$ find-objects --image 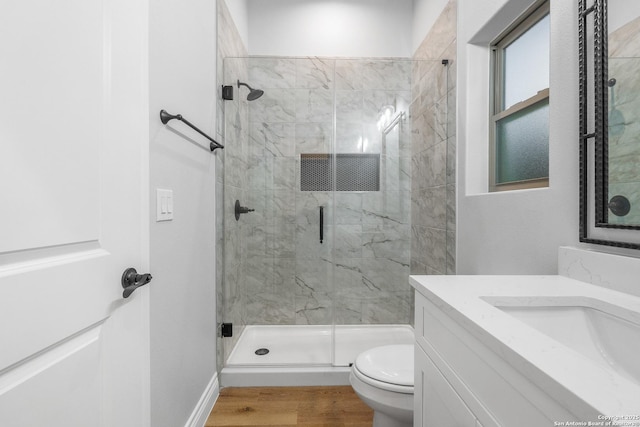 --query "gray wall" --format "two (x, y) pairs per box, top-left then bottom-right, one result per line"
(149, 0), (218, 425)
